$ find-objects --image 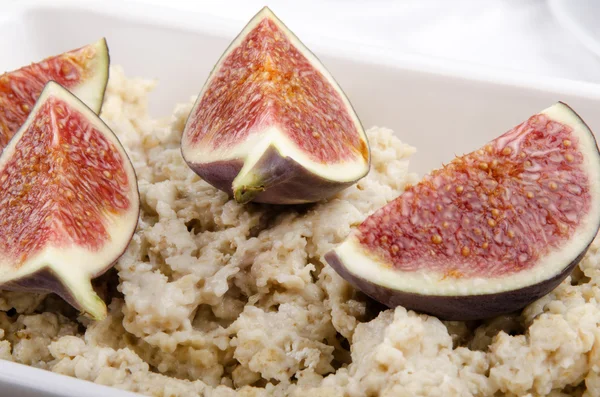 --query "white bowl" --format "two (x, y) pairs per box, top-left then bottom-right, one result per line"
(1, 1), (600, 396)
